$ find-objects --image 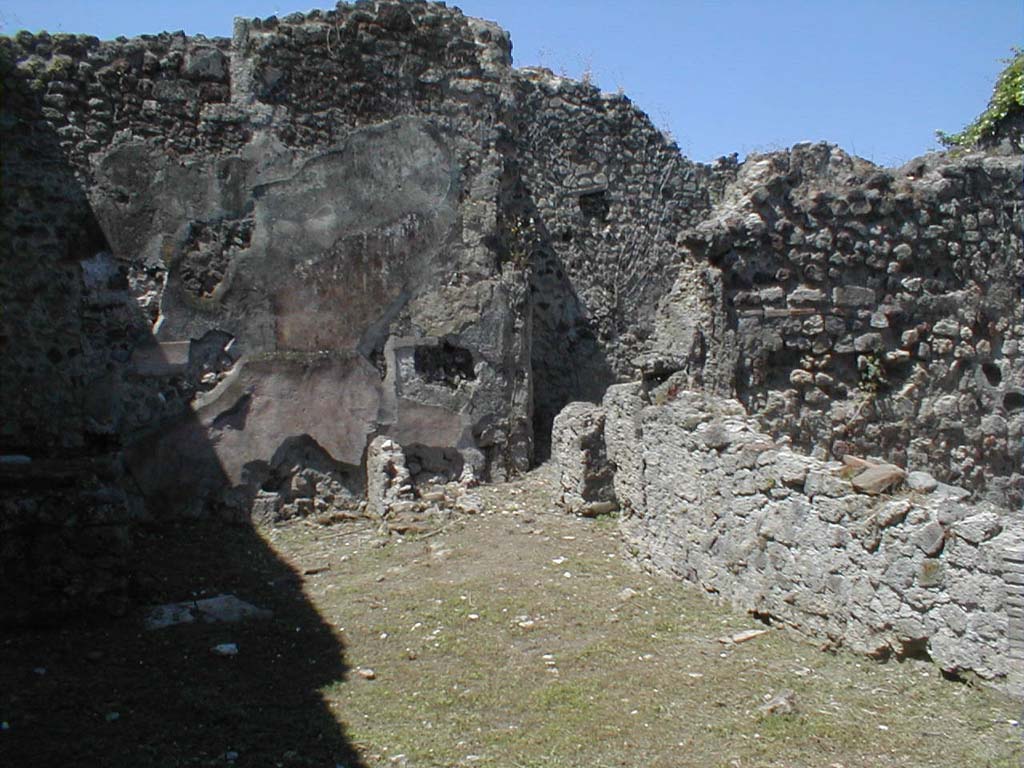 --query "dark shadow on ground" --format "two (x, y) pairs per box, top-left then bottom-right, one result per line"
(1, 518), (367, 767)
(0, 53), (367, 768)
